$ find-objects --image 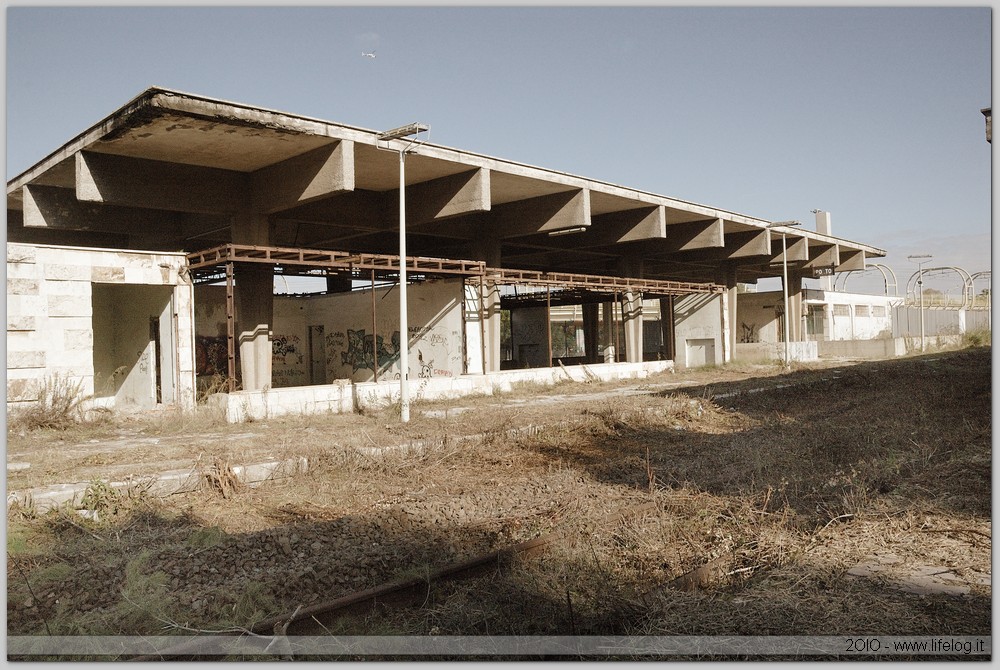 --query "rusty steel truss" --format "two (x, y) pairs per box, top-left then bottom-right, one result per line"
(185, 244), (722, 384)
